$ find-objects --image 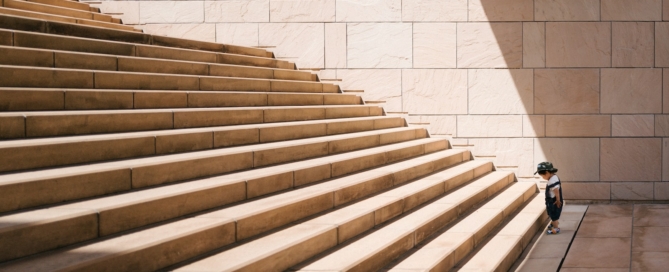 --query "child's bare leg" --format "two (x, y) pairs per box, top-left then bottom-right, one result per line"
(552, 220), (559, 229)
